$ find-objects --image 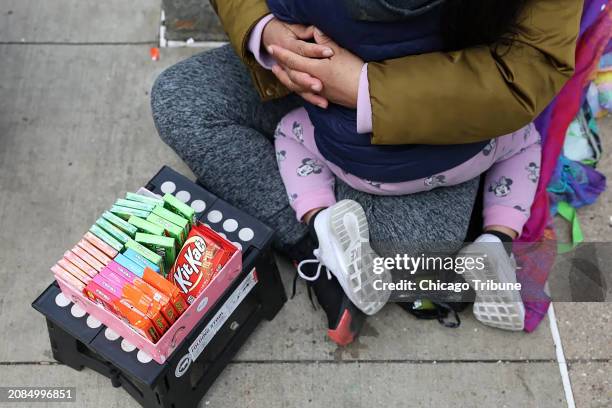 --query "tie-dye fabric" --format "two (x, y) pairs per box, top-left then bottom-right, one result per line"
(519, 0), (612, 332)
